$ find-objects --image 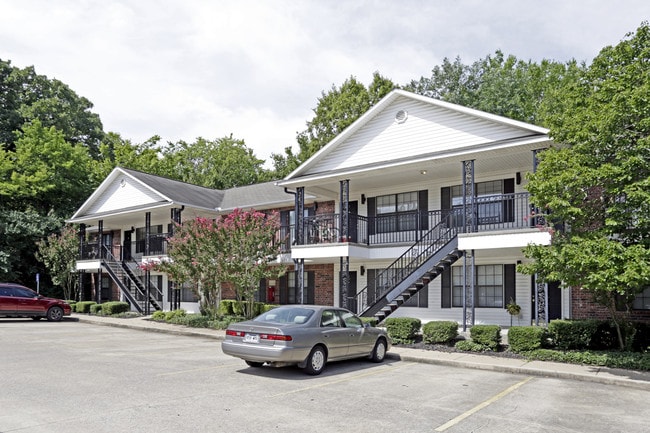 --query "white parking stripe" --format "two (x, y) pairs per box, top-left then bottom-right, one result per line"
(435, 377), (534, 431)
